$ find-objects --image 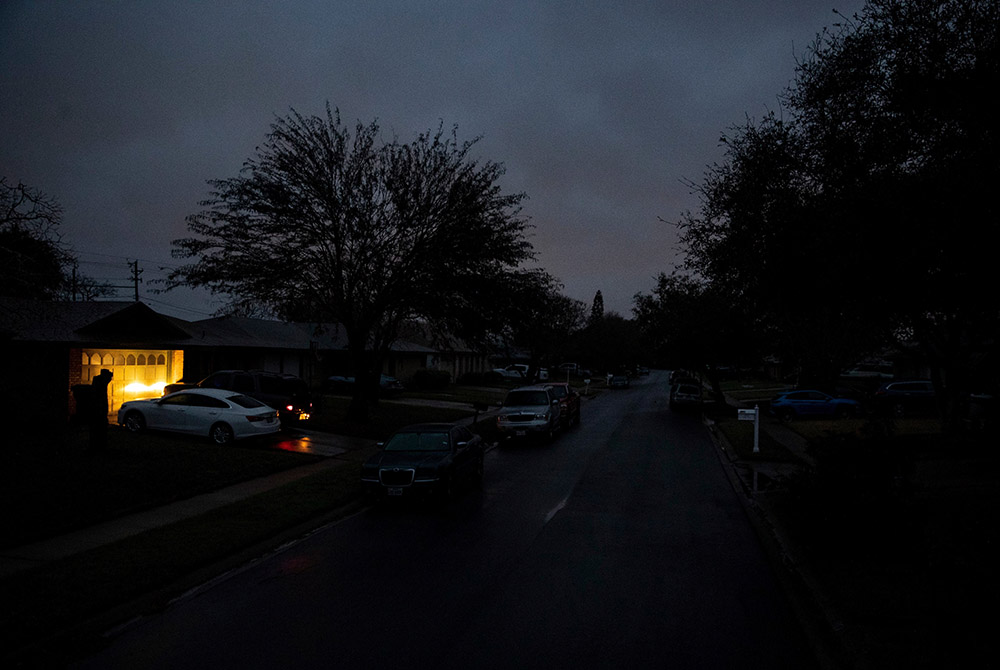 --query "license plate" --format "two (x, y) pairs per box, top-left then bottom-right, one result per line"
(298, 413), (310, 420)
(516, 430), (527, 437)
(388, 488), (403, 496)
